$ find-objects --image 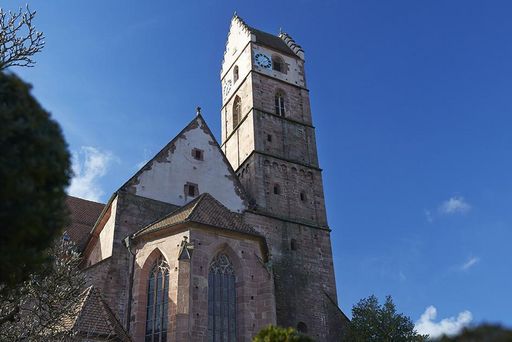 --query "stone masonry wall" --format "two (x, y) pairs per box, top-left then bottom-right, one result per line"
(251, 72), (312, 126)
(131, 226), (275, 342)
(96, 192), (178, 329)
(188, 227), (276, 341)
(243, 212), (344, 341)
(238, 154), (327, 228)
